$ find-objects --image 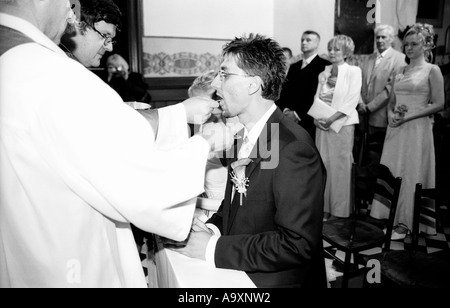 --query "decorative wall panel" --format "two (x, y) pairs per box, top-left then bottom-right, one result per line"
(143, 52), (221, 76)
